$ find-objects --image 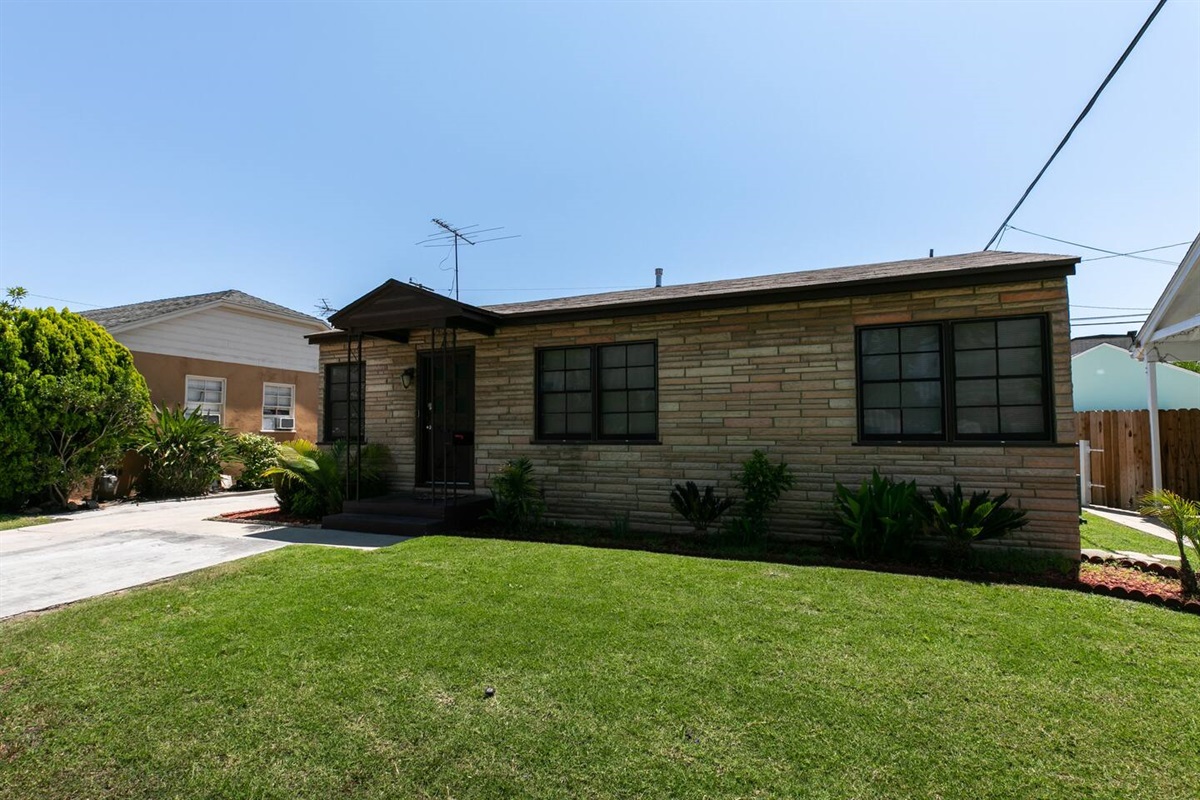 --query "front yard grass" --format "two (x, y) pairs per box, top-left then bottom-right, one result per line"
(2, 536), (1197, 799)
(1081, 510), (1198, 559)
(0, 514), (53, 532)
